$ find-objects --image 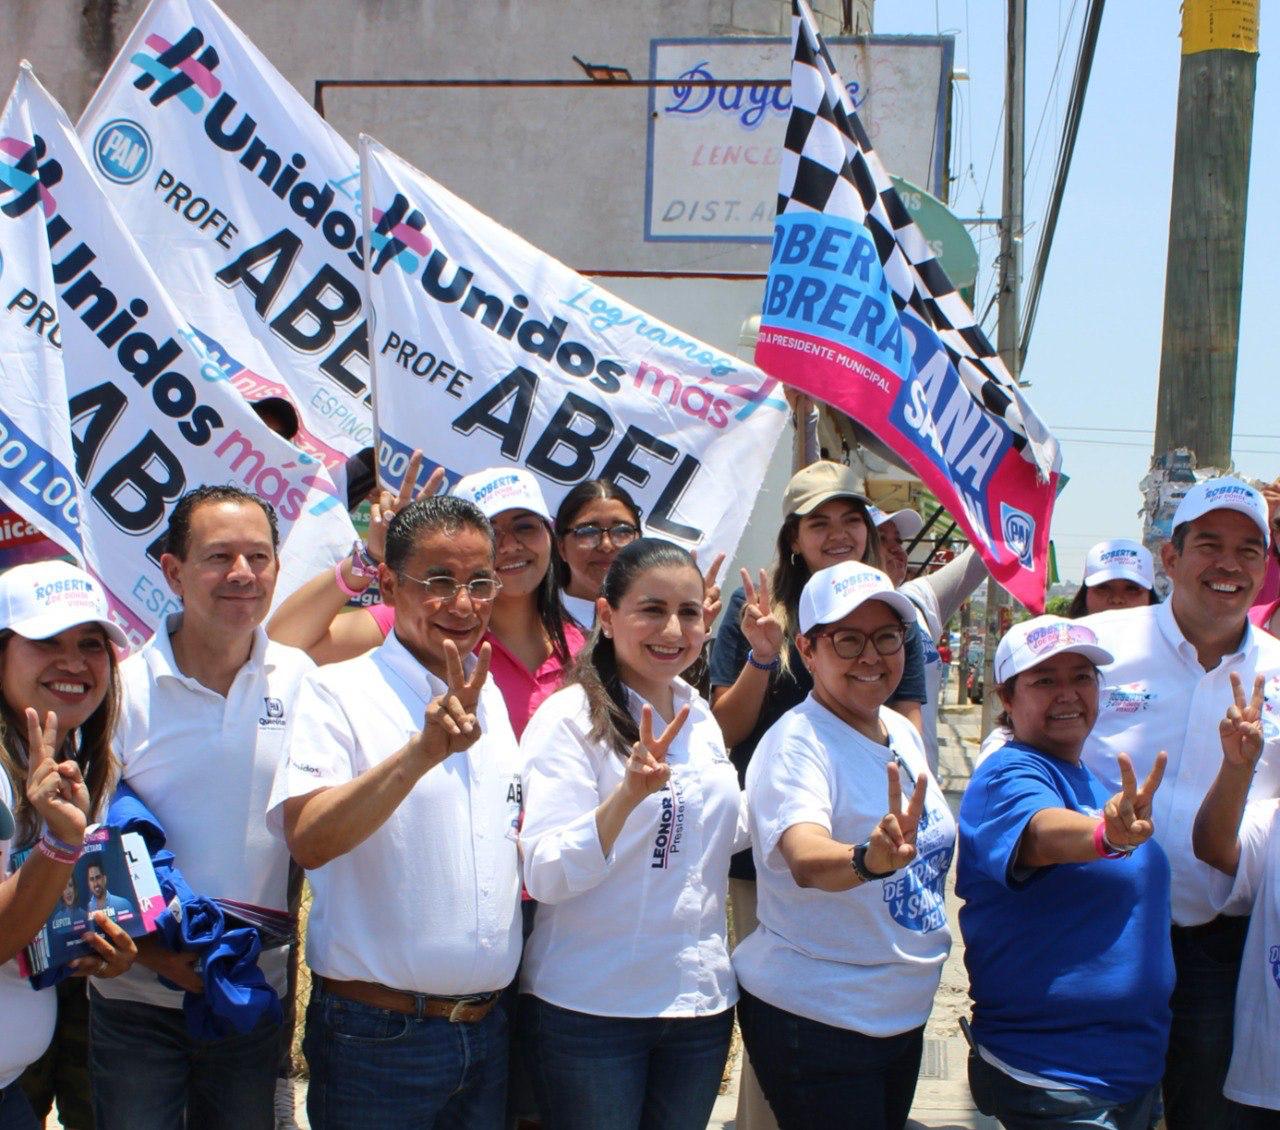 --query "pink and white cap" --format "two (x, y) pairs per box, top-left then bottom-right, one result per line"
(1171, 477), (1269, 546)
(1083, 539), (1154, 589)
(994, 616), (1113, 684)
(451, 467), (552, 523)
(798, 563), (916, 635)
(0, 561), (127, 647)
